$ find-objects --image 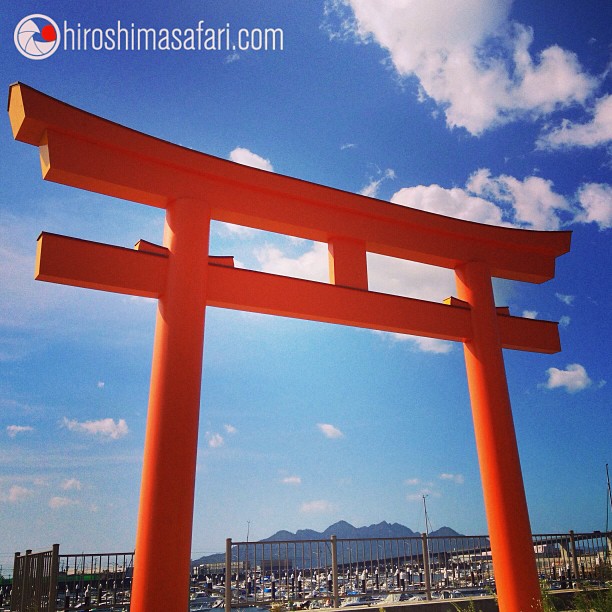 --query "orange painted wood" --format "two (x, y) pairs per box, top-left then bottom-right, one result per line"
(34, 233), (561, 353)
(456, 261), (542, 612)
(131, 200), (211, 611)
(9, 83), (571, 284)
(35, 233), (168, 298)
(8, 82), (575, 612)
